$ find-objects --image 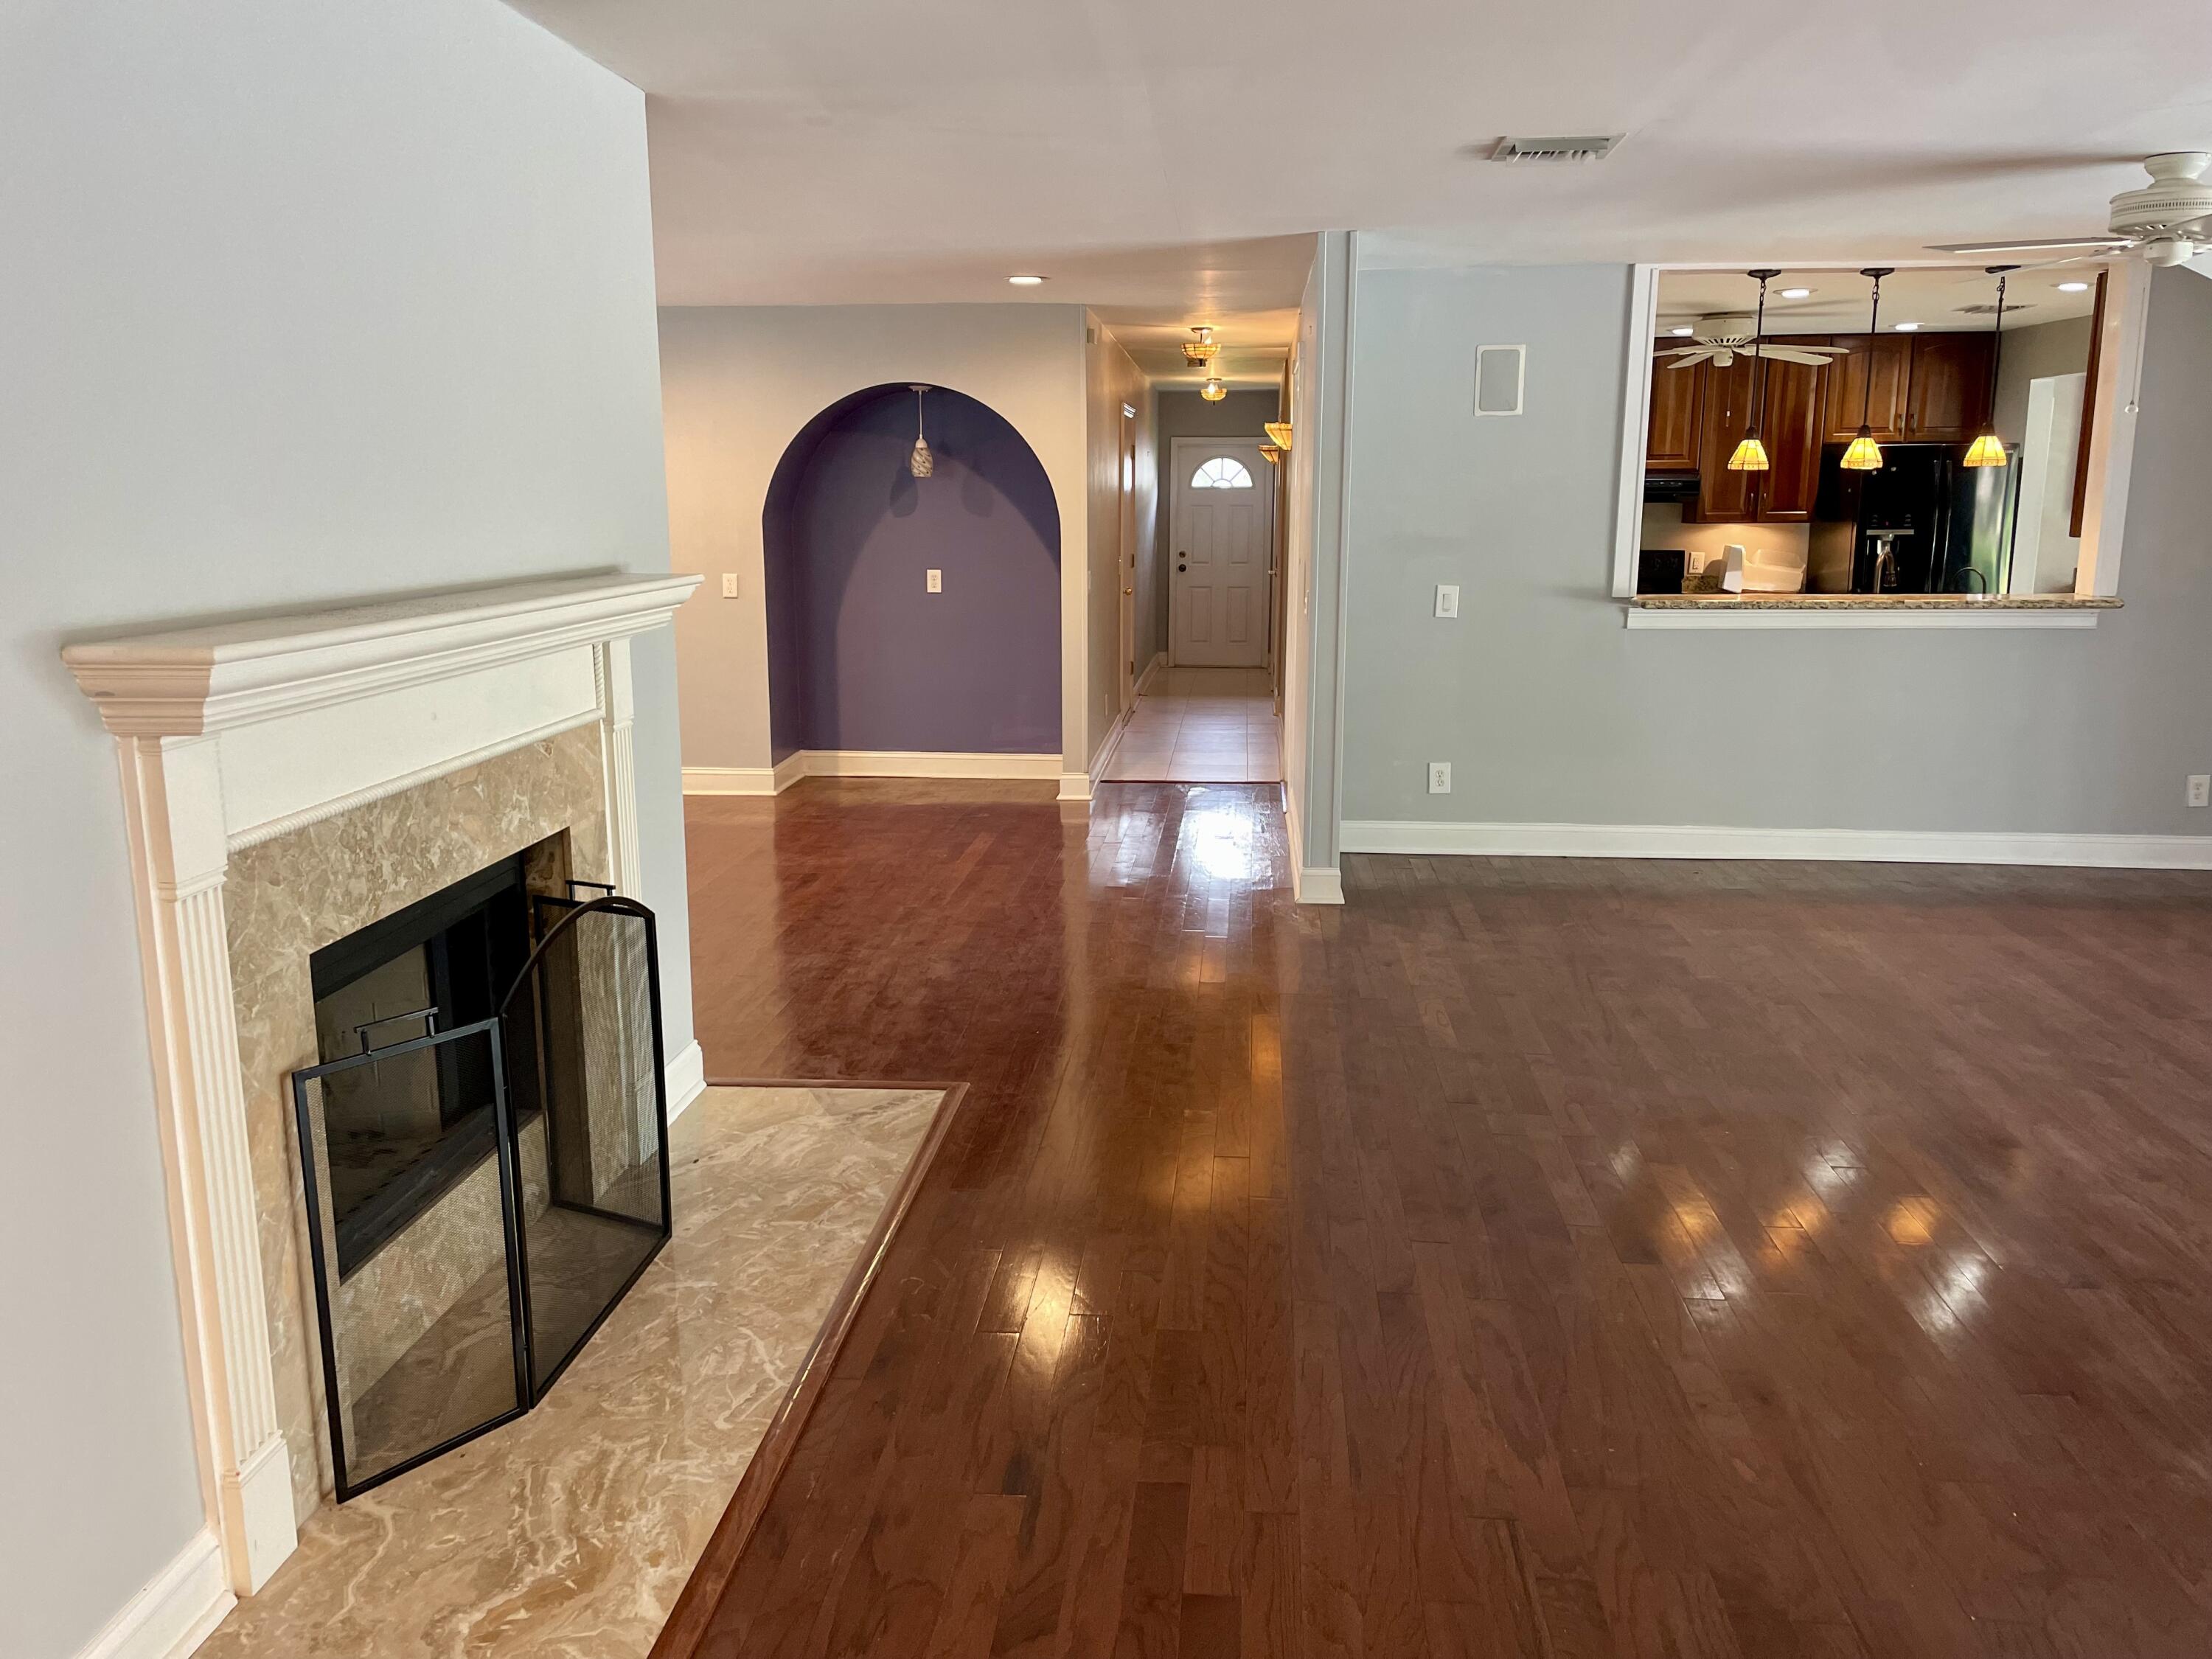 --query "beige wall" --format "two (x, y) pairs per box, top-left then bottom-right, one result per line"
(658, 305), (1094, 776)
